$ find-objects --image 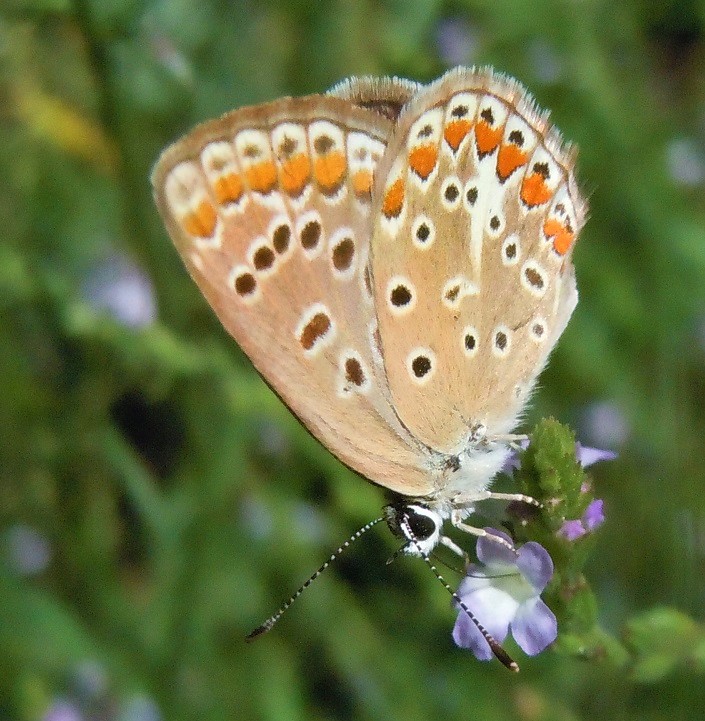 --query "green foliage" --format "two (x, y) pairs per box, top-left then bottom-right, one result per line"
(2, 0), (705, 720)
